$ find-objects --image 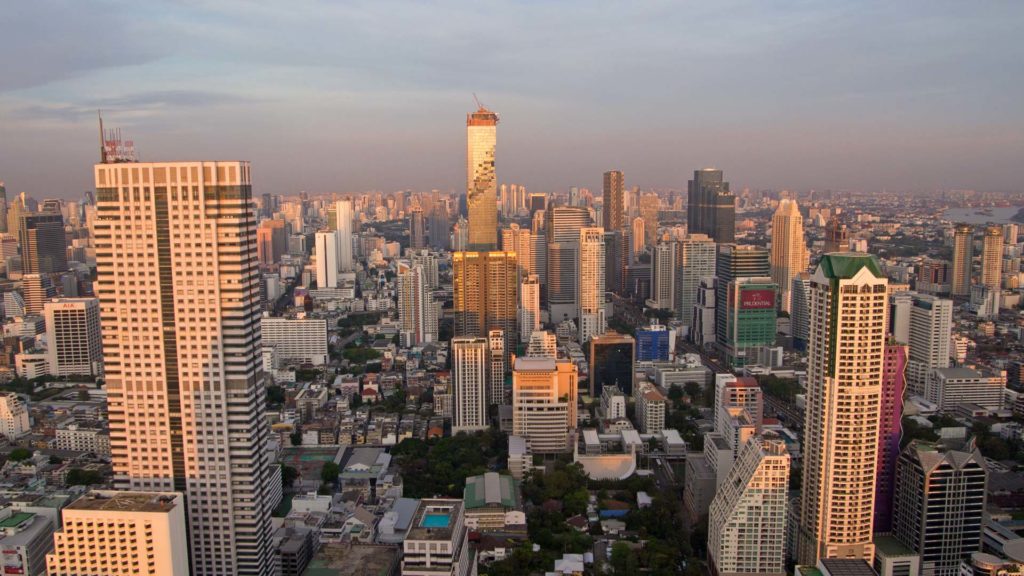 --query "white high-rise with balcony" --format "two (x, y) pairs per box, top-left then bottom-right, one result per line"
(798, 253), (888, 565)
(94, 161), (275, 575)
(452, 337), (489, 433)
(578, 227), (606, 343)
(519, 274), (541, 343)
(770, 199), (808, 313)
